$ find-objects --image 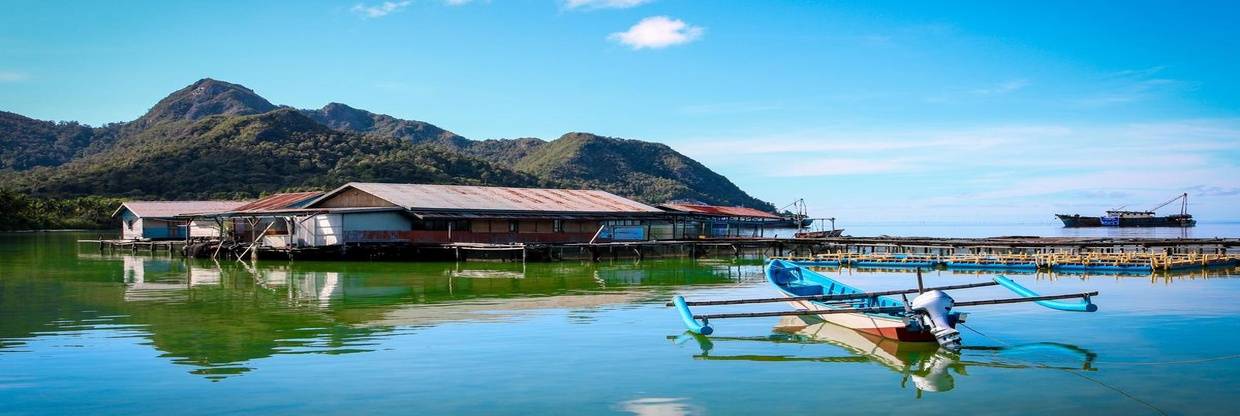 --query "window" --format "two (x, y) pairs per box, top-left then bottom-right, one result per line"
(508, 220), (519, 233)
(553, 220), (564, 233)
